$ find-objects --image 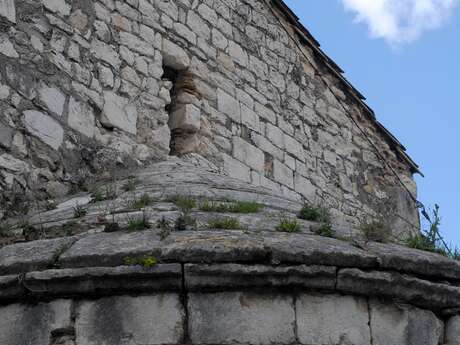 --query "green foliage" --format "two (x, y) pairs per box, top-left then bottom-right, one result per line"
(276, 216), (301, 233)
(157, 217), (172, 240)
(175, 214), (197, 231)
(314, 223), (334, 238)
(360, 220), (392, 243)
(406, 204), (459, 260)
(200, 201), (261, 214)
(73, 204), (87, 218)
(123, 255), (158, 268)
(91, 185), (117, 203)
(170, 195), (196, 213)
(104, 222), (121, 233)
(127, 215), (151, 232)
(122, 178), (139, 192)
(130, 193), (155, 210)
(48, 243), (72, 269)
(208, 218), (243, 230)
(298, 204), (330, 223)
(62, 220), (78, 236)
